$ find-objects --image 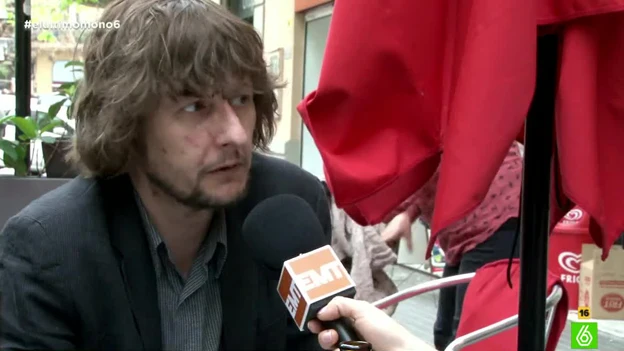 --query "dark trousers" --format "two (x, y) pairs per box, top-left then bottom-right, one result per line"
(433, 218), (519, 350)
